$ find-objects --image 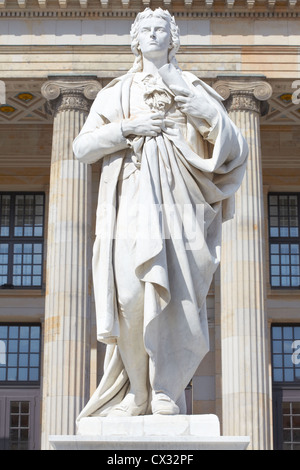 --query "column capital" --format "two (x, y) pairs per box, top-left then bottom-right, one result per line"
(41, 77), (101, 116)
(213, 75), (272, 115)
